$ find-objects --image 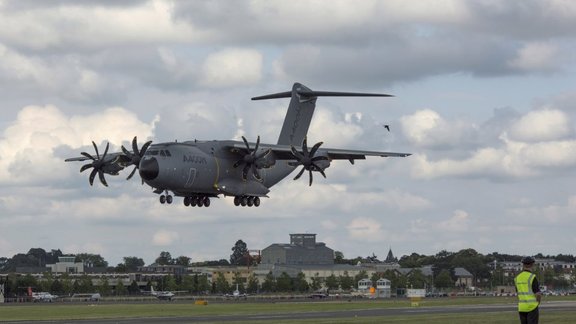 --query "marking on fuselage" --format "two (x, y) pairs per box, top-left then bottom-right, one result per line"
(183, 155), (207, 164)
